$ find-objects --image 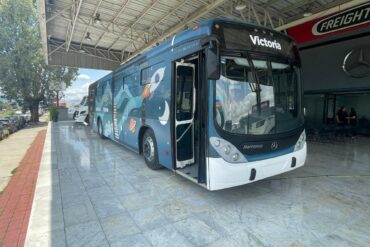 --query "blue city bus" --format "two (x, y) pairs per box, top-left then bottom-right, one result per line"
(88, 18), (307, 190)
